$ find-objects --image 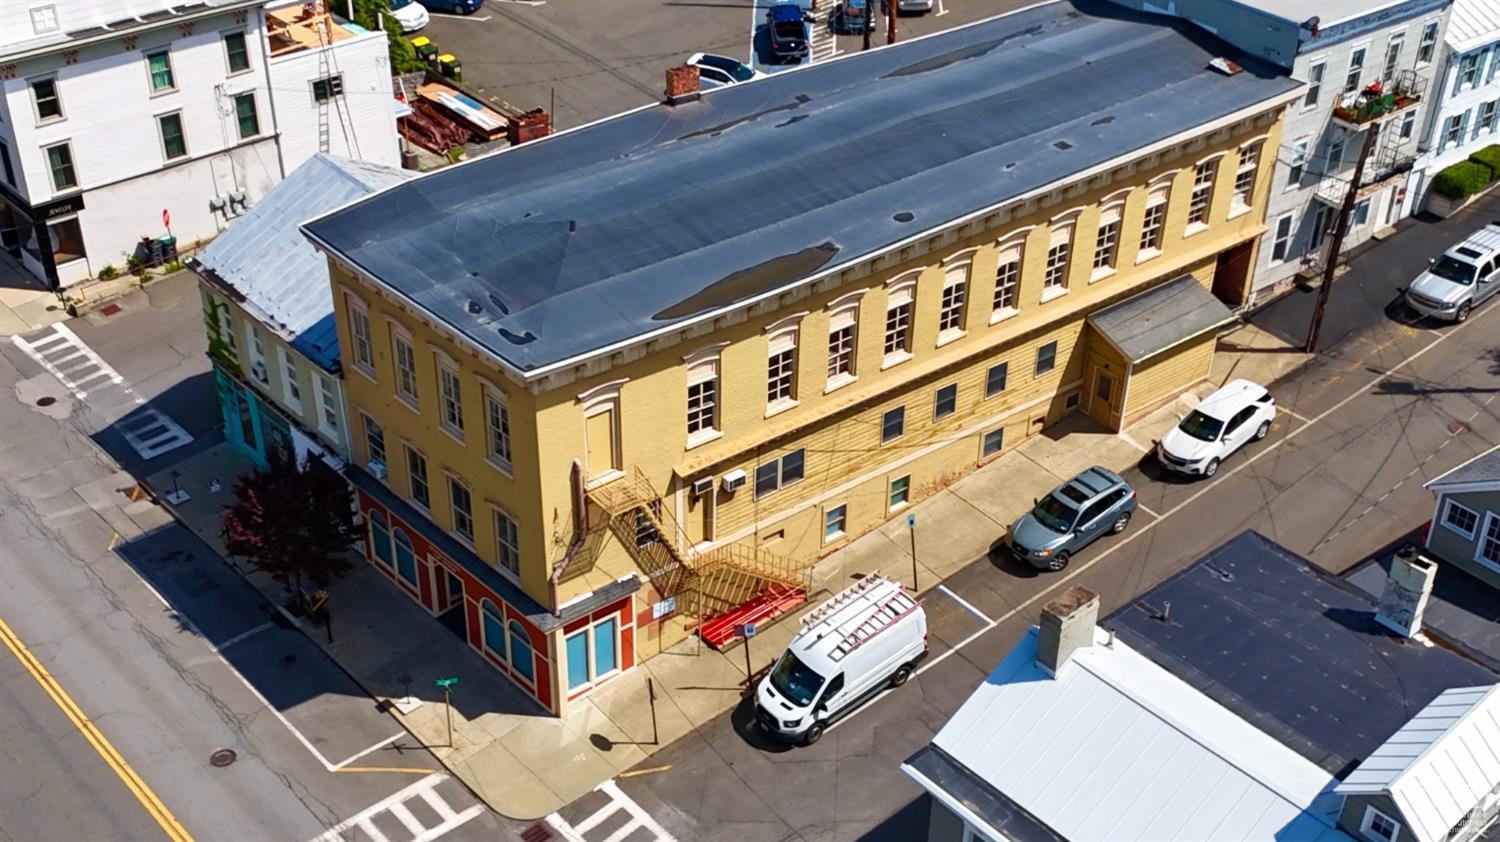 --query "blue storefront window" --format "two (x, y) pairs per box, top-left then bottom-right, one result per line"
(393, 528), (418, 586)
(593, 618), (617, 678)
(368, 510), (393, 568)
(481, 600), (505, 661)
(508, 621), (534, 684)
(566, 630), (589, 690)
